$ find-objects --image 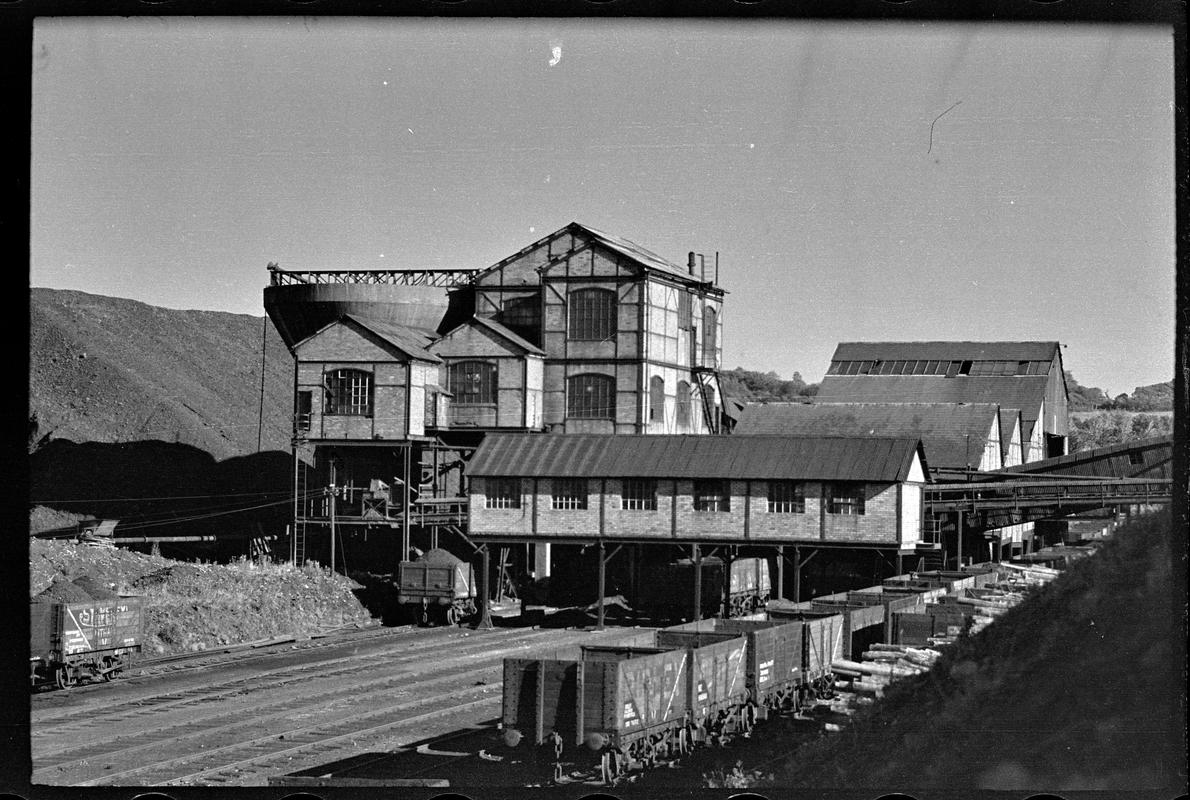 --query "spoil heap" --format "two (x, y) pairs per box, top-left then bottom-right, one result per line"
(30, 538), (375, 655)
(760, 511), (1183, 793)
